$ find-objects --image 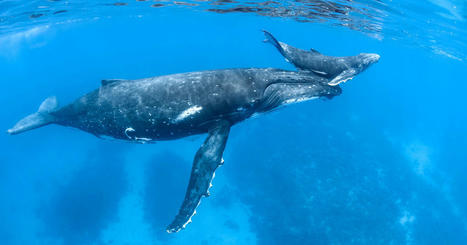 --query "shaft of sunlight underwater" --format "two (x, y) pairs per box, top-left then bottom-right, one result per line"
(1, 1), (467, 245)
